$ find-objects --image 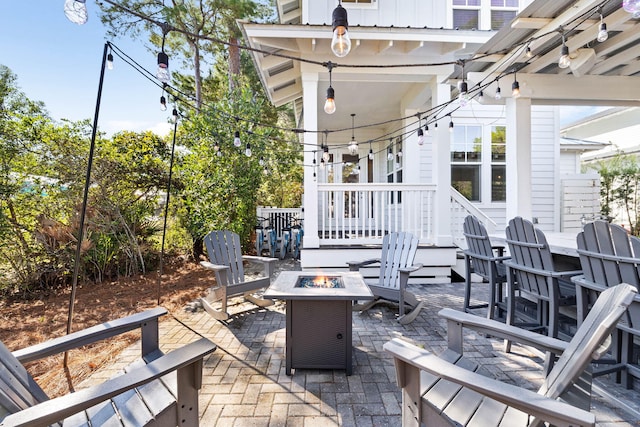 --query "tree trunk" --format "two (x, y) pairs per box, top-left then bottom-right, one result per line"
(192, 40), (203, 111)
(228, 36), (240, 91)
(193, 236), (204, 262)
